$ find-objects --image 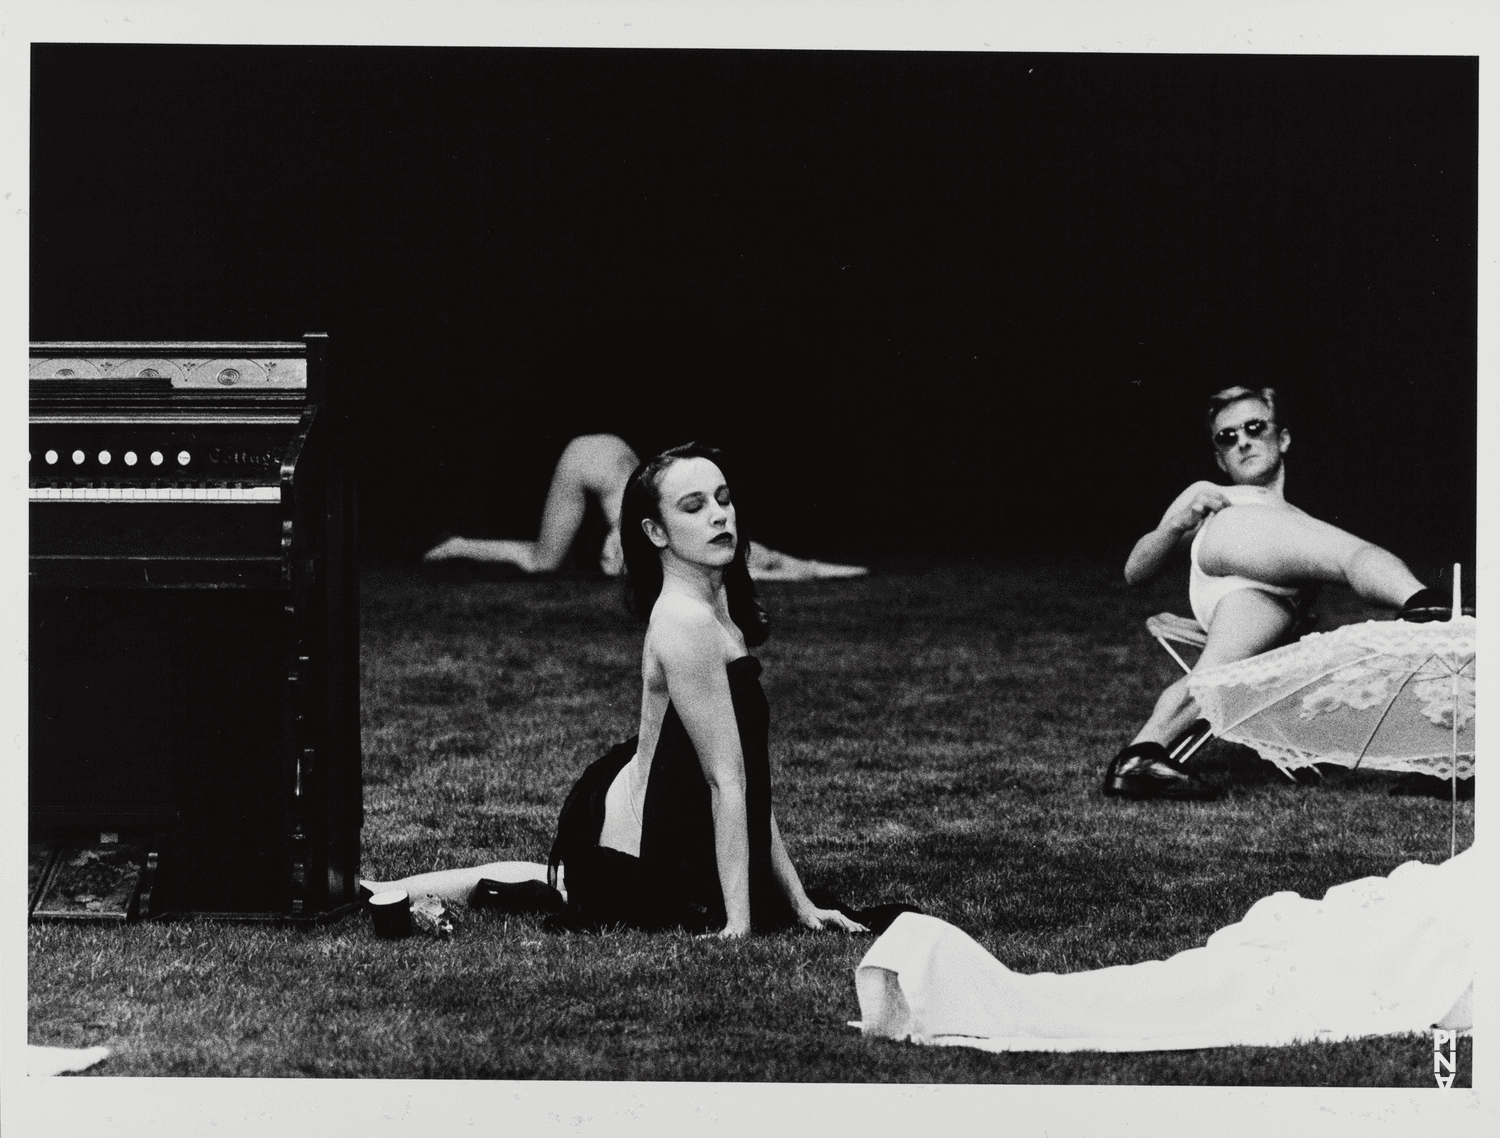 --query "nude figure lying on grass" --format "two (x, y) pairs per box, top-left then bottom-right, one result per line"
(423, 433), (869, 582)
